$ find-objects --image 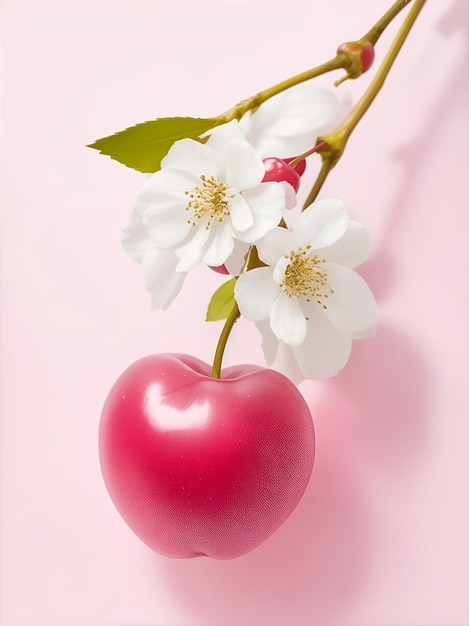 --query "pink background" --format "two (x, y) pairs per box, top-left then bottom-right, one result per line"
(1, 1), (468, 625)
